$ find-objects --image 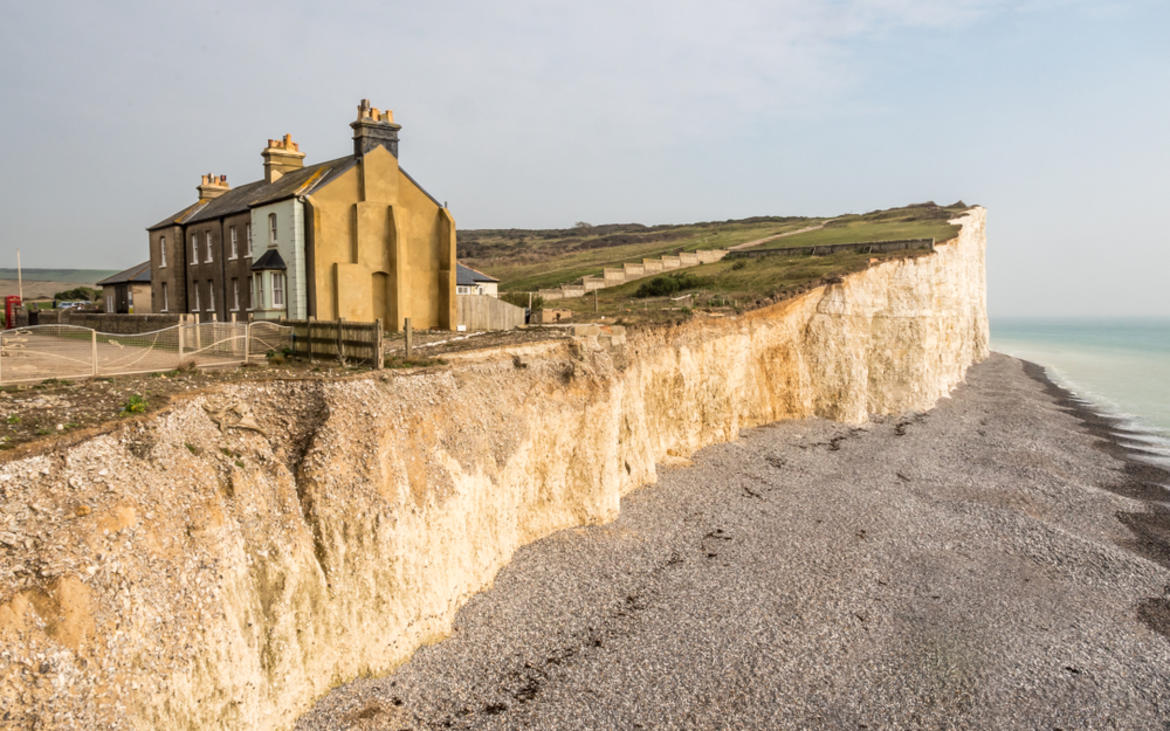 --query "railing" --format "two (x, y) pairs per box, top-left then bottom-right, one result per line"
(722, 238), (935, 260)
(0, 321), (295, 385)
